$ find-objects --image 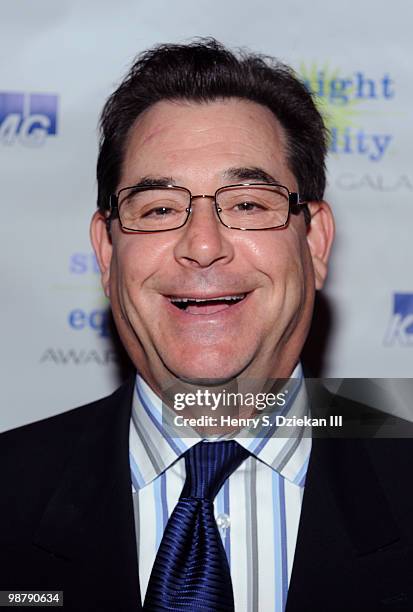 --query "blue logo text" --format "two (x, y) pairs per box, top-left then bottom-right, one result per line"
(0, 91), (58, 146)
